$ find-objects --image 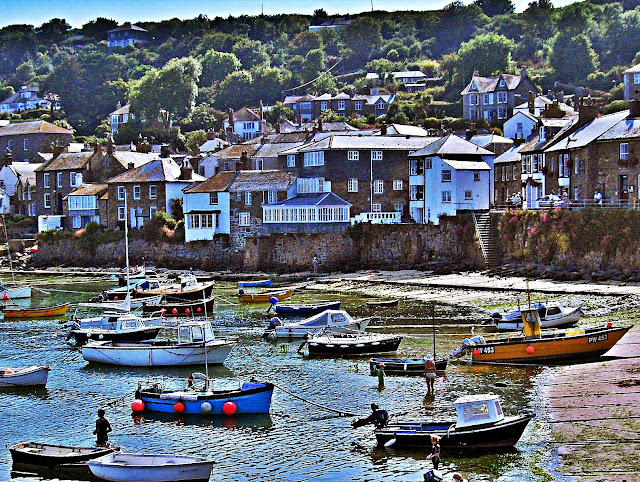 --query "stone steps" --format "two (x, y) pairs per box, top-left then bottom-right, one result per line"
(474, 213), (501, 268)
